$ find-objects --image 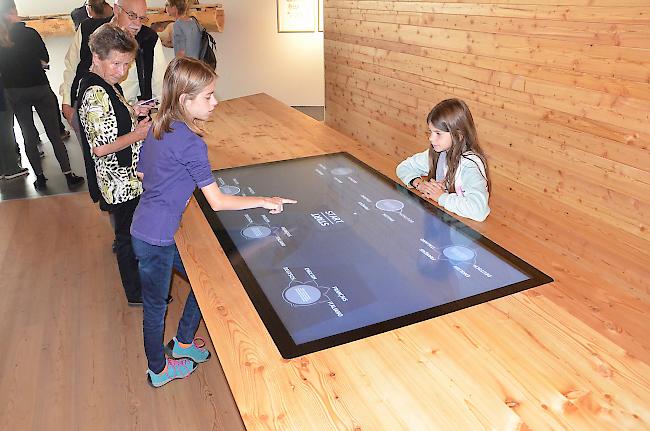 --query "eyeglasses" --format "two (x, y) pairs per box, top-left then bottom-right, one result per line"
(117, 4), (148, 23)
